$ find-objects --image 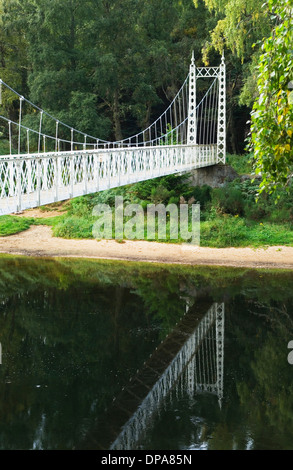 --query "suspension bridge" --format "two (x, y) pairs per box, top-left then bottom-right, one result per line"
(80, 300), (225, 450)
(0, 54), (226, 216)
